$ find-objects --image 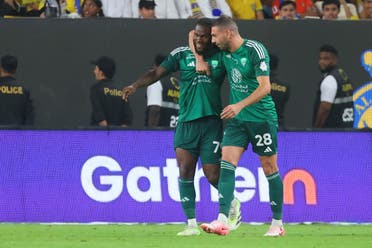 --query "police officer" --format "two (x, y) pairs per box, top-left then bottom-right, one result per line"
(313, 45), (354, 128)
(269, 53), (290, 129)
(0, 54), (34, 125)
(90, 56), (133, 126)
